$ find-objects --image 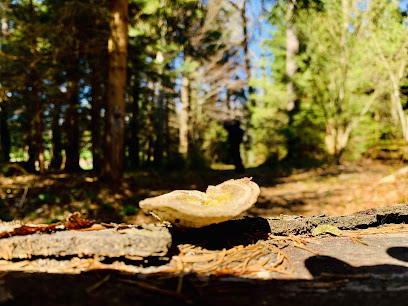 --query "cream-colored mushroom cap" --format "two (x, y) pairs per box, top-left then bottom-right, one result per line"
(139, 177), (260, 228)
